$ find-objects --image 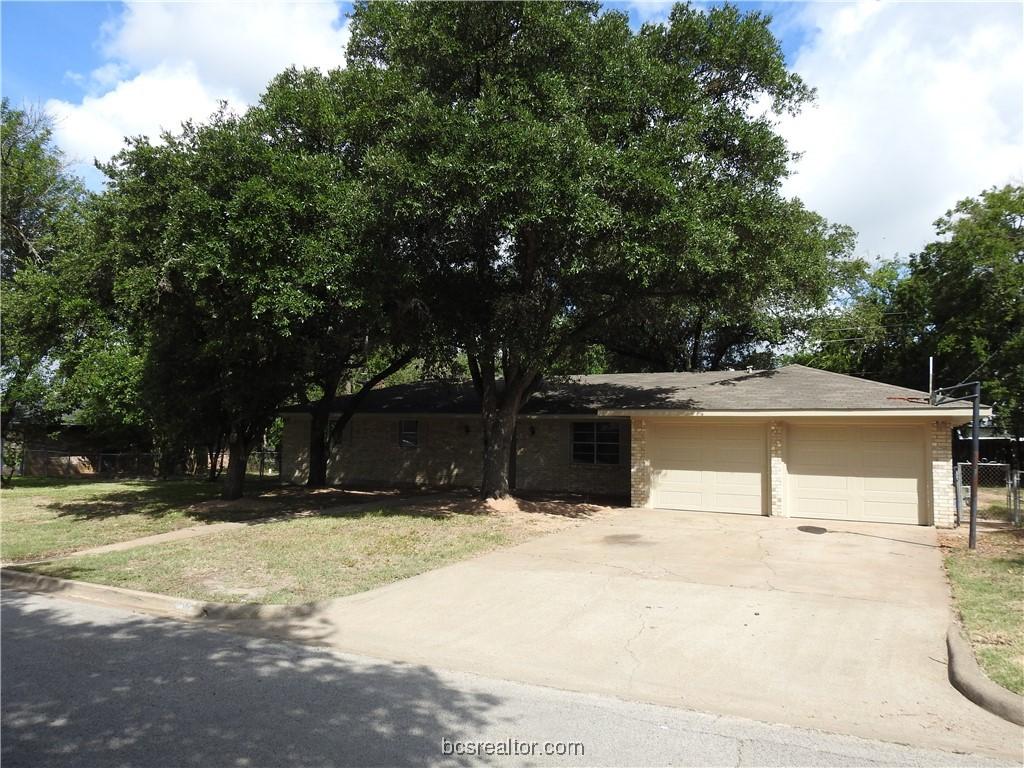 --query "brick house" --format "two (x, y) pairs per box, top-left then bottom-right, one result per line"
(280, 365), (985, 527)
